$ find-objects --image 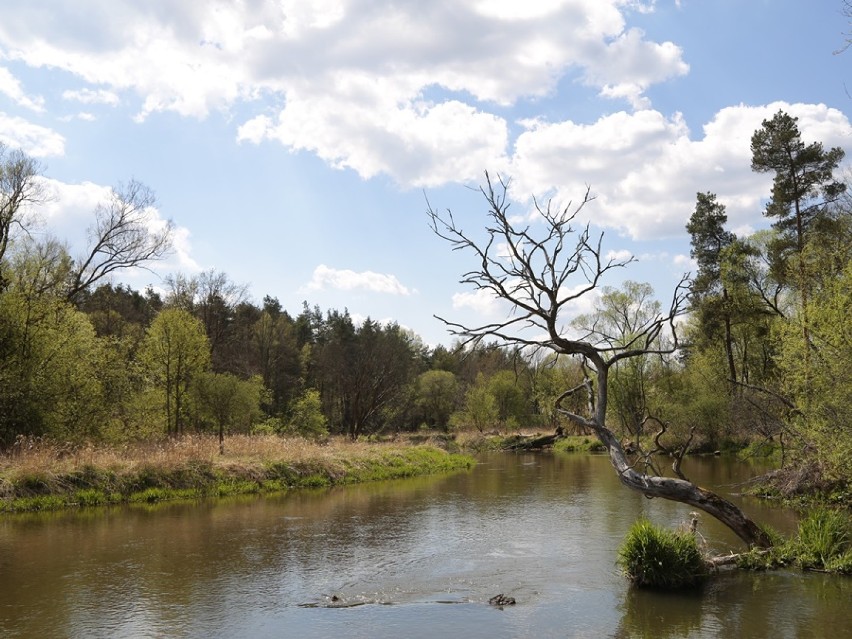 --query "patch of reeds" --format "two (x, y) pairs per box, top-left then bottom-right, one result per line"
(0, 435), (474, 513)
(737, 507), (852, 574)
(794, 507), (851, 571)
(617, 518), (707, 589)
